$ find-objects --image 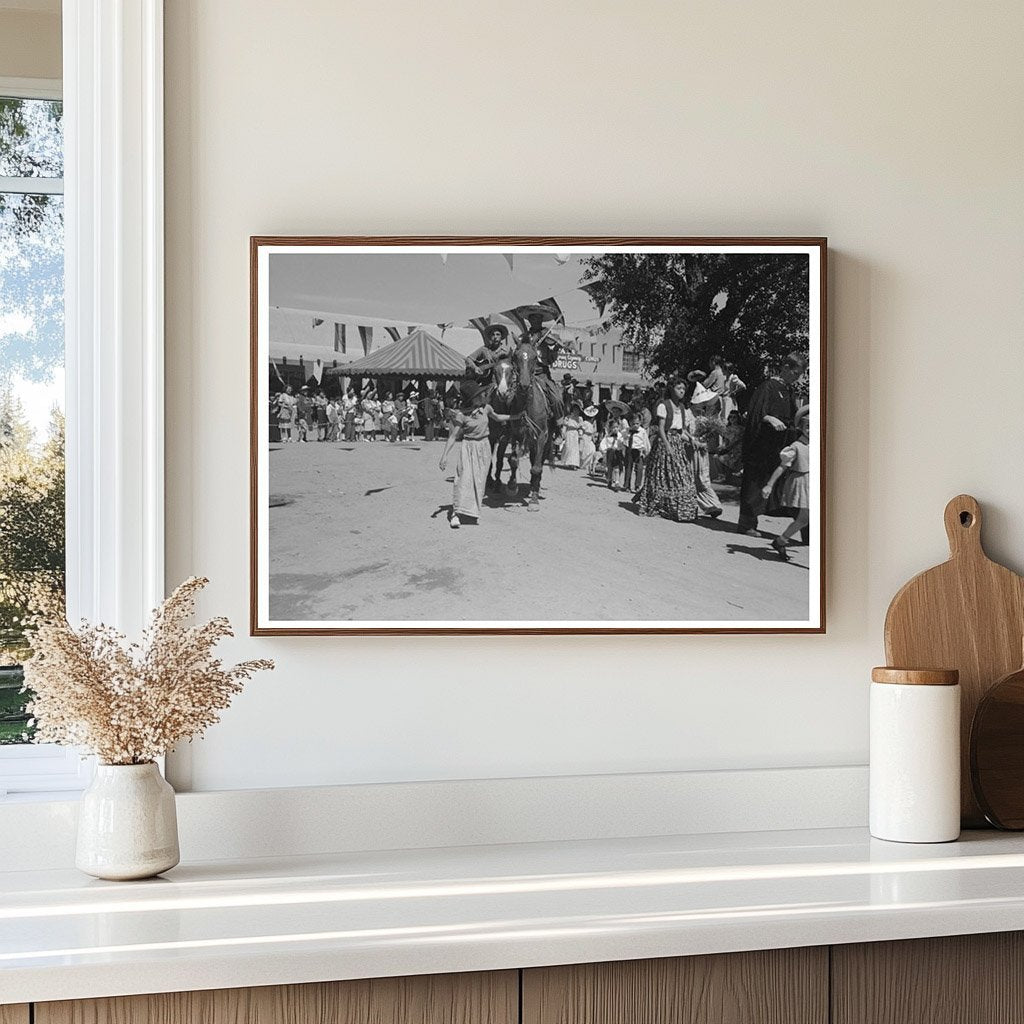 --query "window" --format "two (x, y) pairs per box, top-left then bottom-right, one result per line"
(1, 10), (167, 797)
(622, 348), (639, 373)
(0, 88), (65, 749)
(334, 322), (346, 353)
